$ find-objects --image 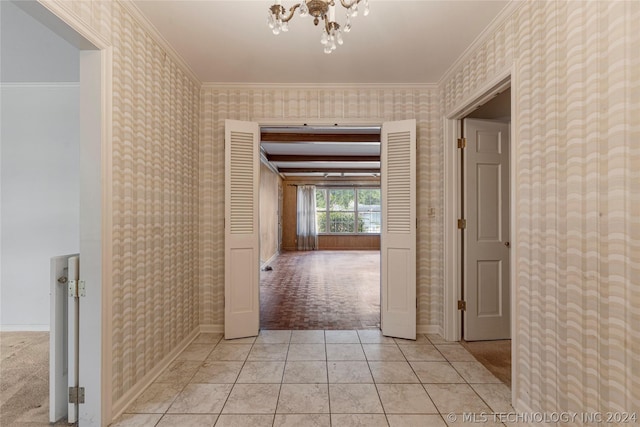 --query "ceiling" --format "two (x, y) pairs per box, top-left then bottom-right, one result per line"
(133, 0), (510, 84)
(132, 1), (510, 176)
(261, 126), (380, 178)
